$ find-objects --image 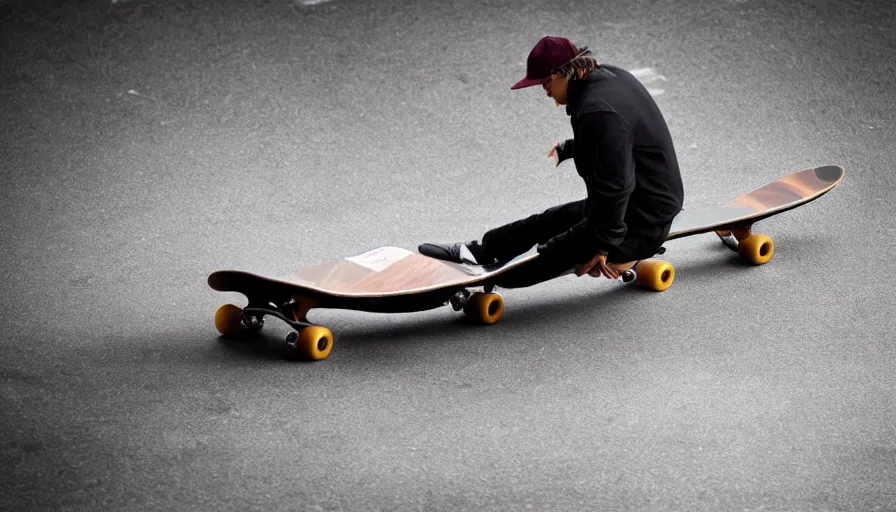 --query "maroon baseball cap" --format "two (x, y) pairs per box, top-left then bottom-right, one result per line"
(511, 36), (579, 90)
